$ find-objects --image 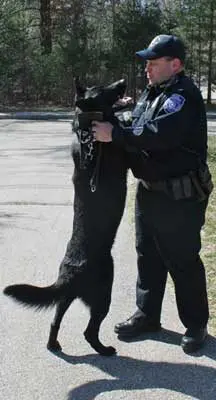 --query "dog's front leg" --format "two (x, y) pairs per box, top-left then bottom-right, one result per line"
(84, 279), (116, 356)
